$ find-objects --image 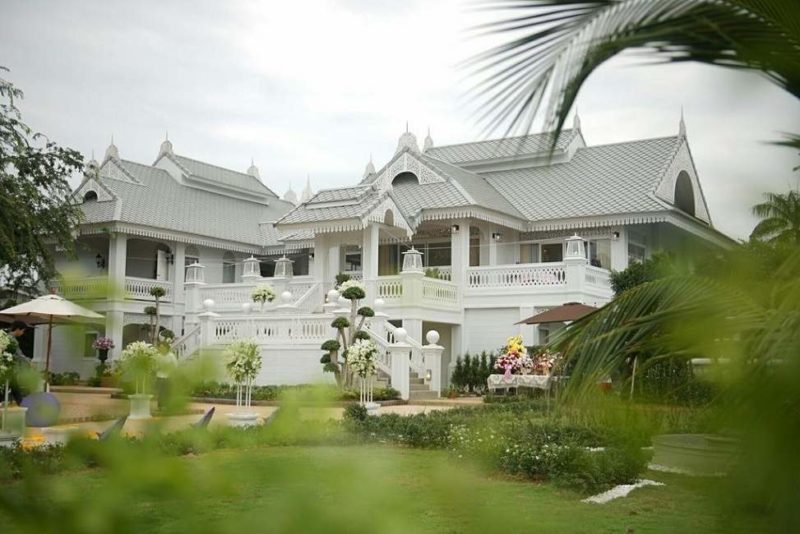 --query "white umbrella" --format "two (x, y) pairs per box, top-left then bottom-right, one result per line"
(1, 294), (104, 383)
